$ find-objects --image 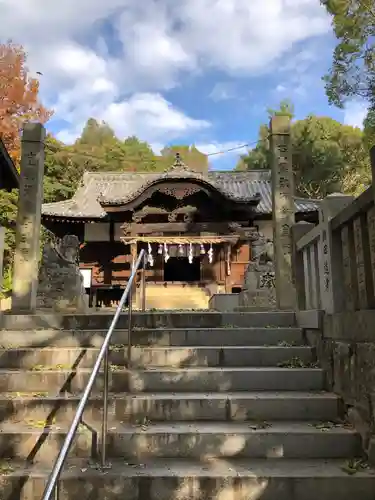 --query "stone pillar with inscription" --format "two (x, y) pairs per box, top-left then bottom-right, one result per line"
(318, 193), (354, 314)
(12, 123), (45, 313)
(269, 115), (296, 310)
